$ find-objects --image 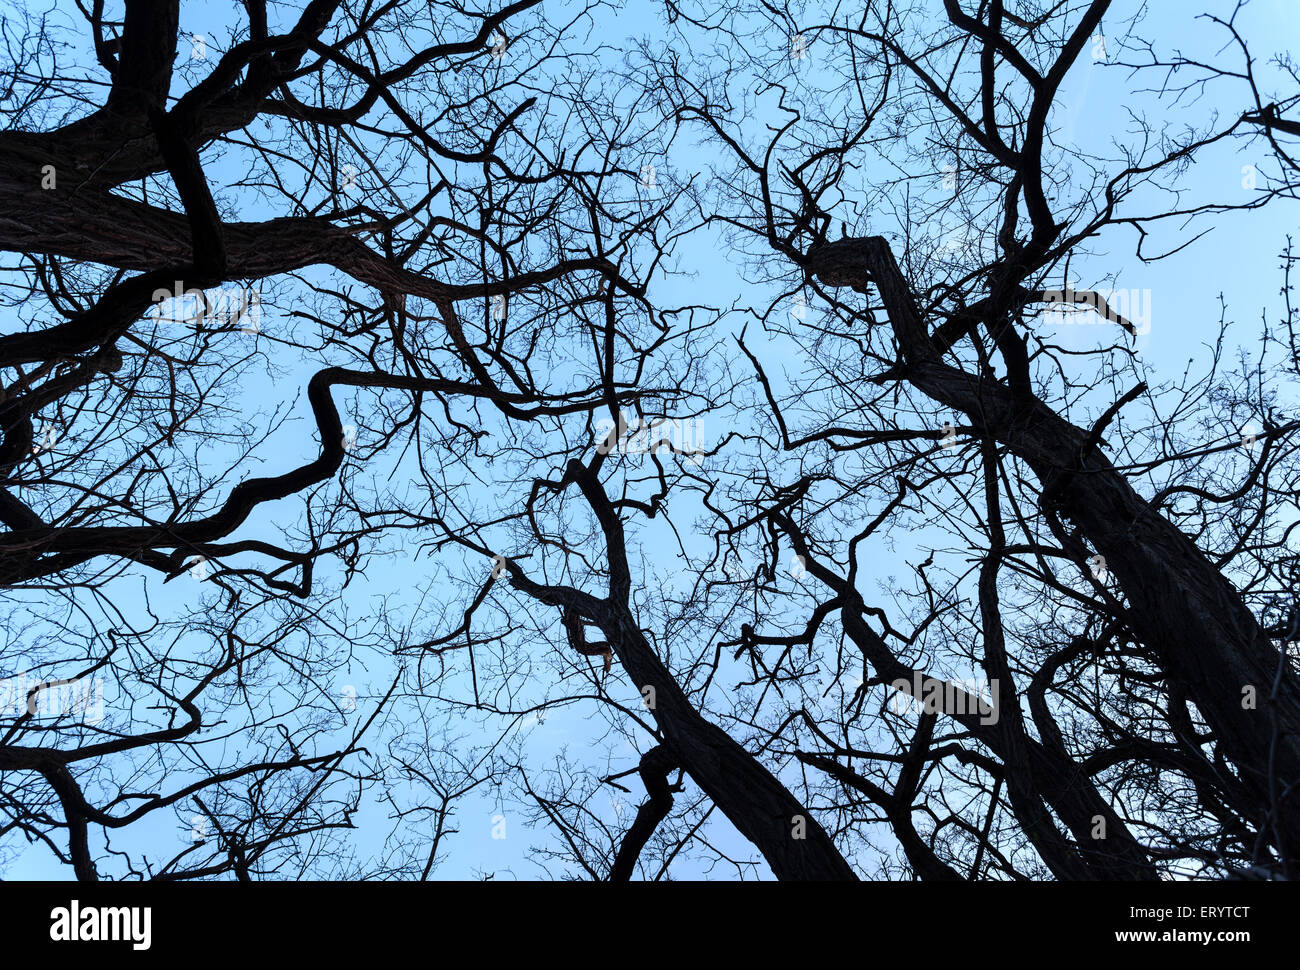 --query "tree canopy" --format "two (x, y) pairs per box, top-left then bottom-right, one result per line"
(2, 0), (1299, 881)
